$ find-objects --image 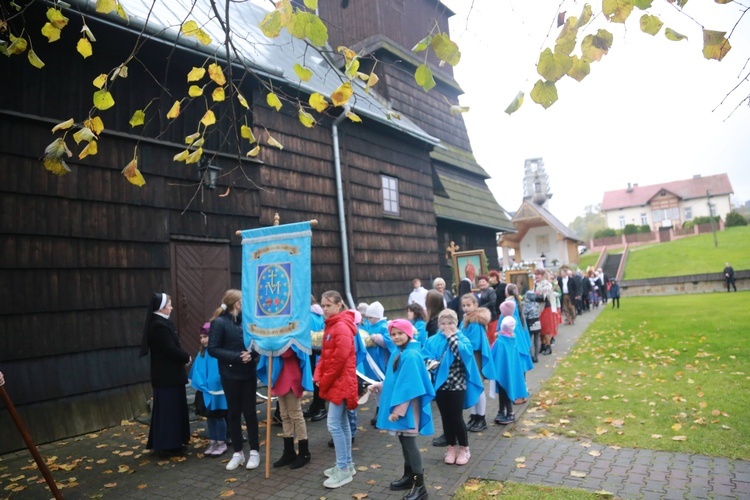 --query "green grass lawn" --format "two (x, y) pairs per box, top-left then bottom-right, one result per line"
(577, 251), (600, 271)
(453, 479), (610, 499)
(535, 293), (750, 459)
(623, 226), (750, 279)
